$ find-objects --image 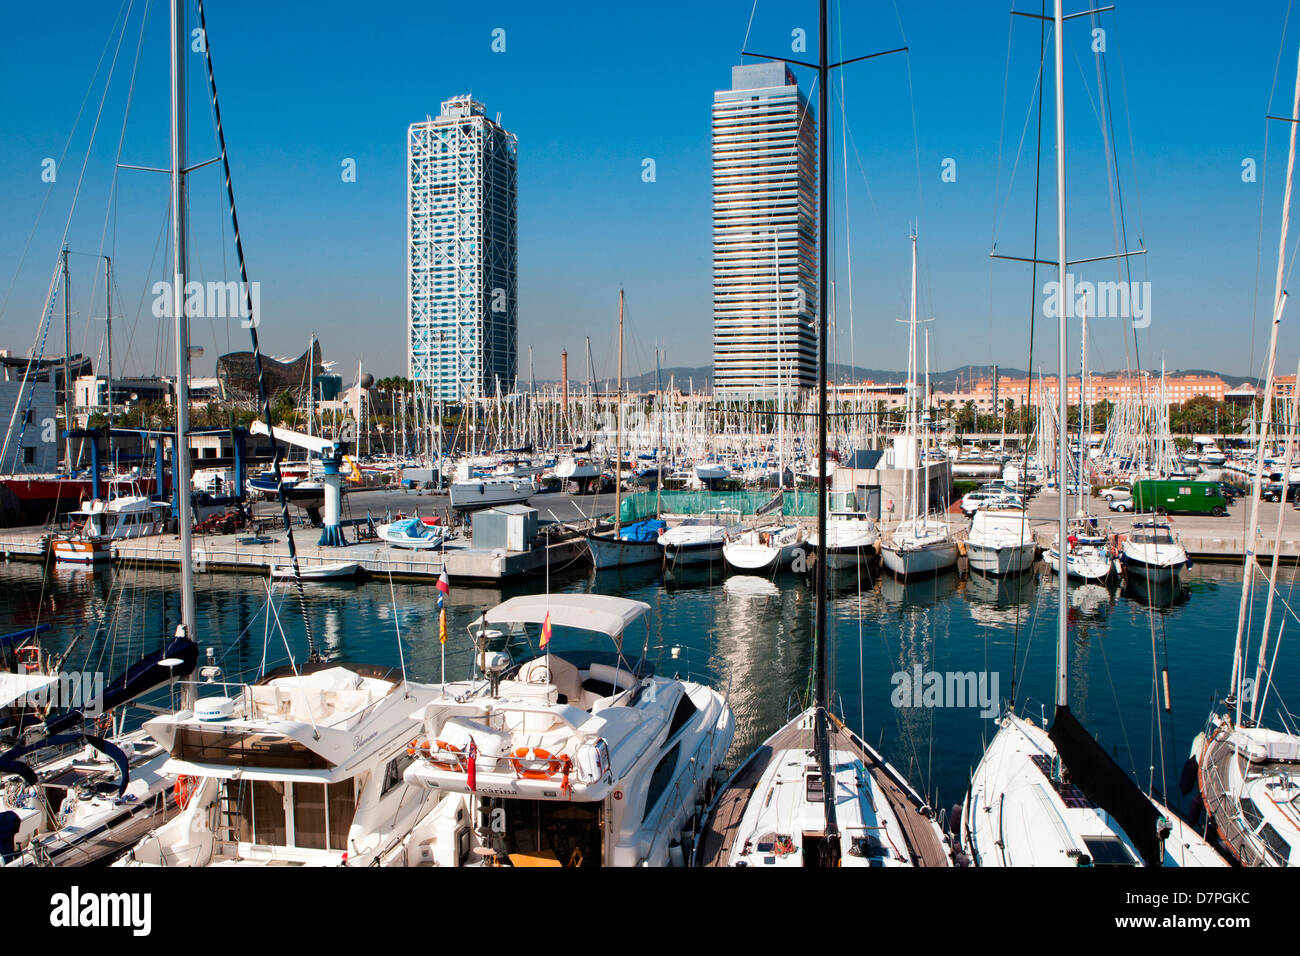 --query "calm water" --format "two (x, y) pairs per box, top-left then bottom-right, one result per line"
(3, 555), (1296, 819)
